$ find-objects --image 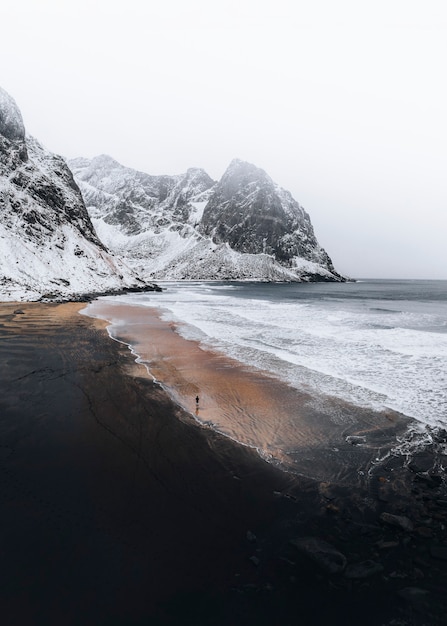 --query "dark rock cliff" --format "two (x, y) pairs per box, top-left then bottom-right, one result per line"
(200, 159), (339, 274)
